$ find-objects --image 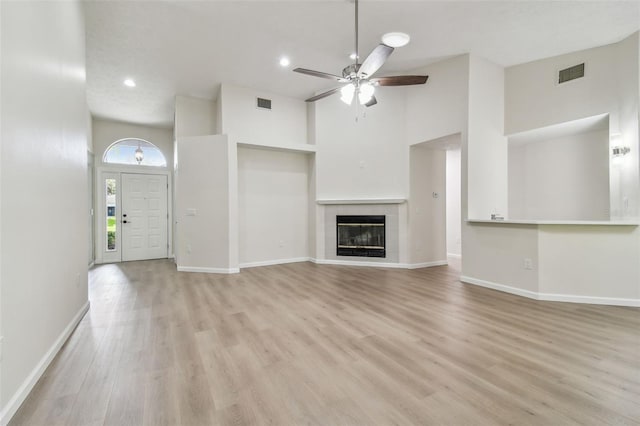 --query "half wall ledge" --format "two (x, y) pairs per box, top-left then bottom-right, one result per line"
(467, 219), (639, 226)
